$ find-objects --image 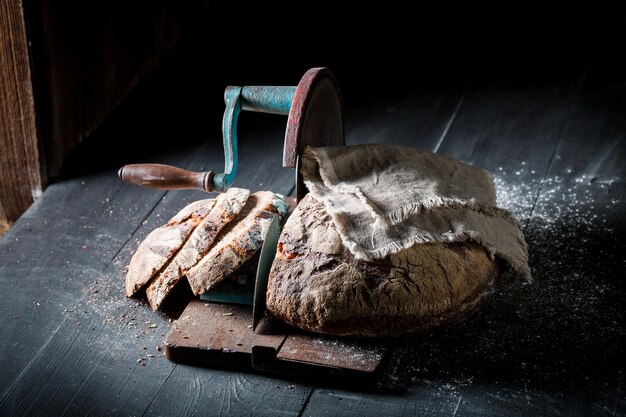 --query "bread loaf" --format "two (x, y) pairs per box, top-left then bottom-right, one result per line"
(266, 194), (500, 338)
